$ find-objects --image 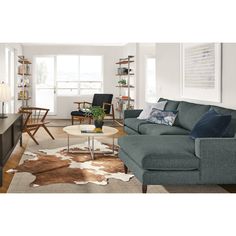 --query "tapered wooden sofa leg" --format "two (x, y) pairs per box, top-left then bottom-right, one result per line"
(124, 164), (128, 174)
(142, 184), (147, 194)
